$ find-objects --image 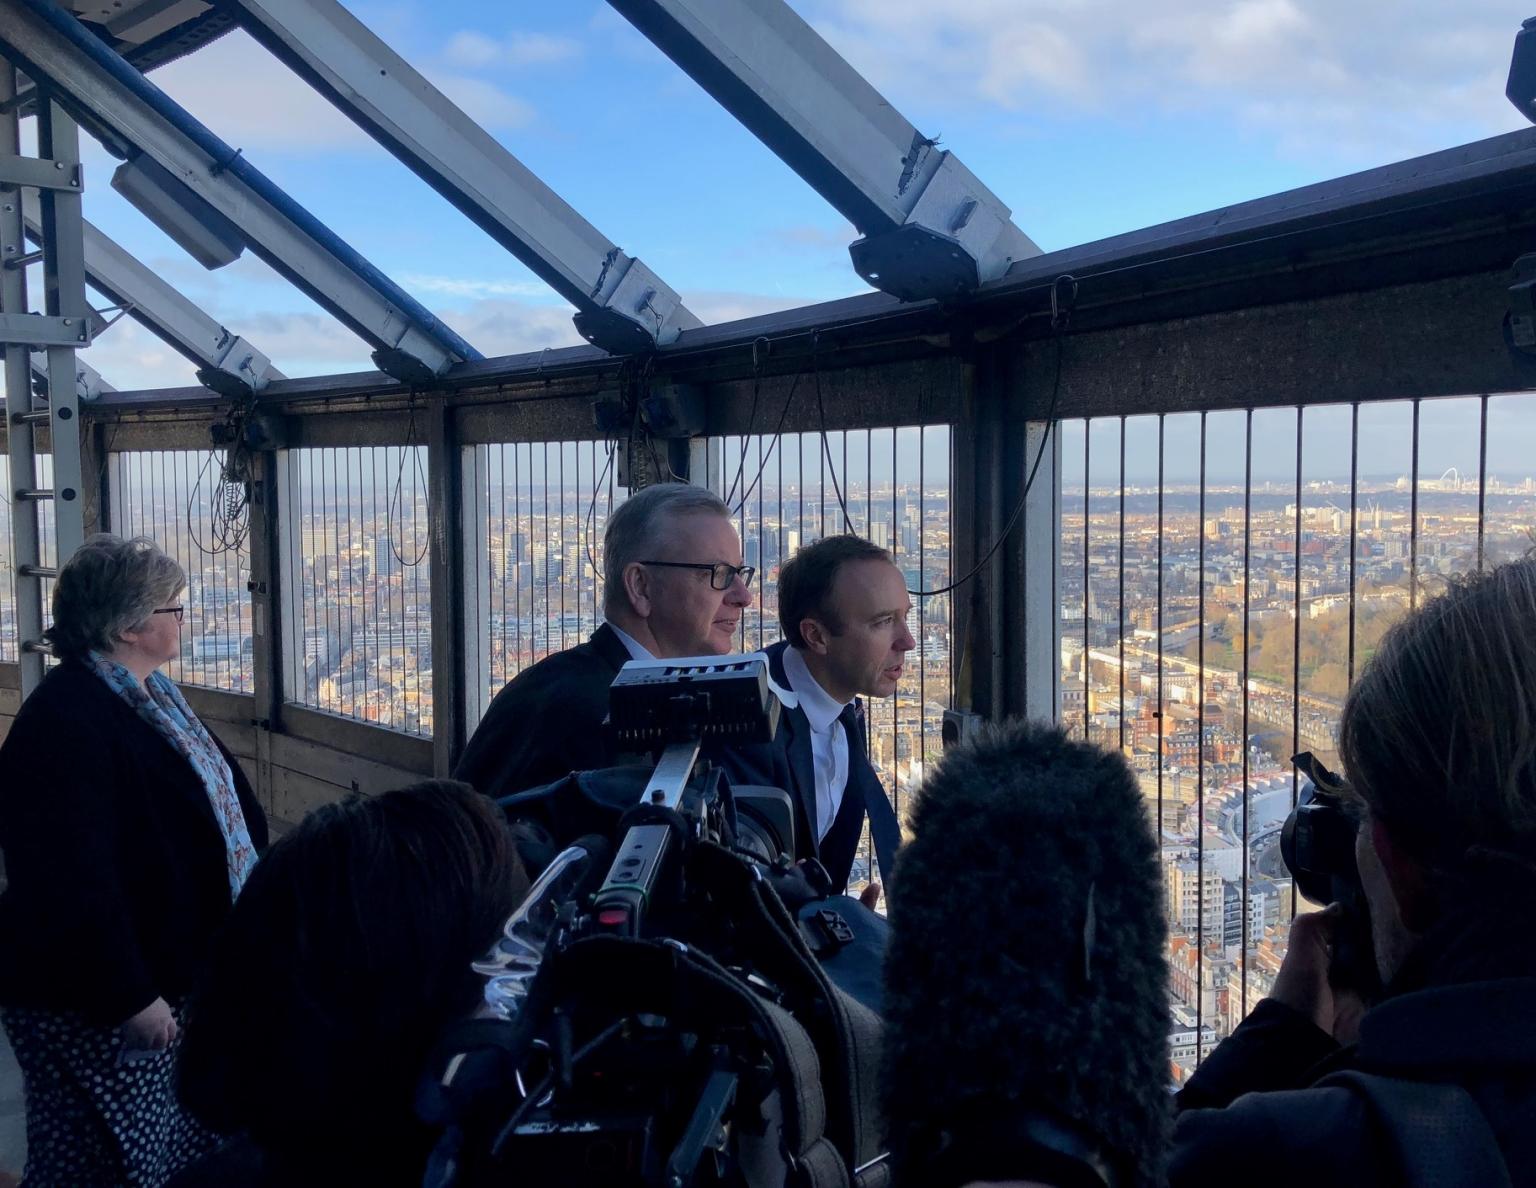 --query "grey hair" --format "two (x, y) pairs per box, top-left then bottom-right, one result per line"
(1338, 556), (1536, 864)
(603, 483), (731, 616)
(44, 533), (186, 661)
